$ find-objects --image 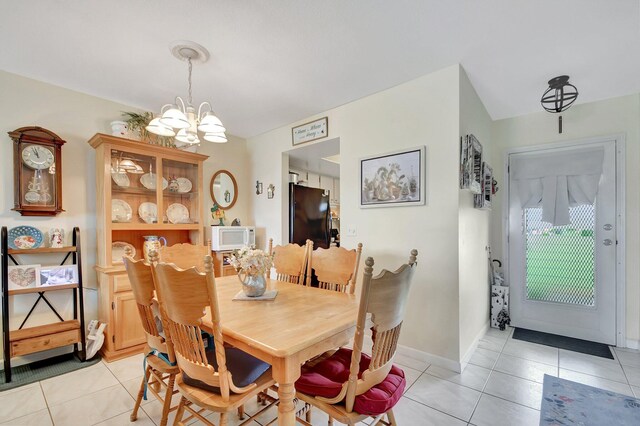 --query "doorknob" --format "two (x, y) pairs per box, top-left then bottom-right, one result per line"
(603, 239), (613, 246)
(603, 224), (613, 231)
